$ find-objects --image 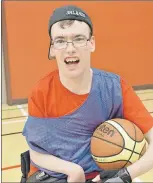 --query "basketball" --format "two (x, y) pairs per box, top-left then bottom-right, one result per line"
(91, 118), (147, 170)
